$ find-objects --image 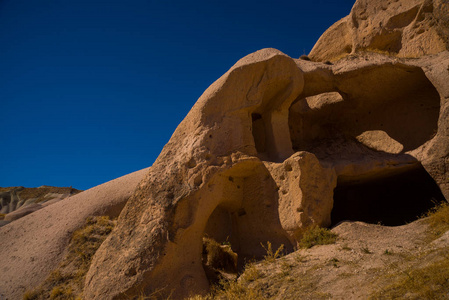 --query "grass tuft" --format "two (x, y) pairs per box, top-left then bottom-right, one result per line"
(242, 263), (264, 282)
(425, 201), (449, 239)
(260, 241), (284, 263)
(299, 226), (337, 249)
